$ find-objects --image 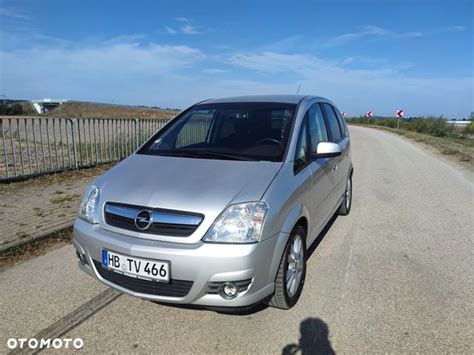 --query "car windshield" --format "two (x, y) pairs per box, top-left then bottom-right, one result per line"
(138, 102), (297, 162)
